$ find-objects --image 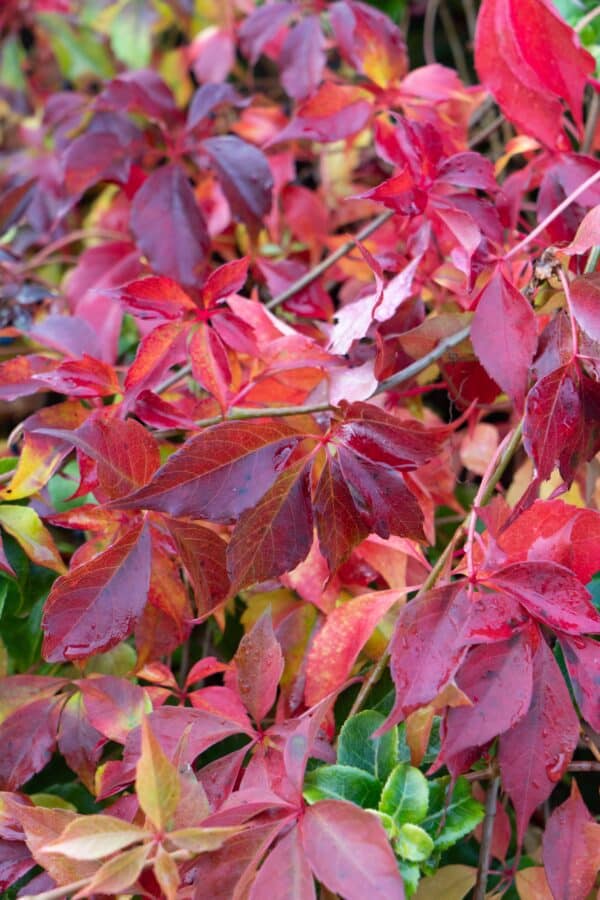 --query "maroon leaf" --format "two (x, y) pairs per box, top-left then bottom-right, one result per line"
(279, 17), (325, 101)
(0, 839), (34, 892)
(0, 696), (63, 790)
(470, 271), (537, 408)
(559, 635), (600, 731)
(239, 2), (295, 64)
(523, 363), (583, 482)
(335, 402), (443, 469)
(130, 165), (209, 284)
(227, 459), (314, 593)
(62, 132), (131, 196)
(301, 800), (405, 900)
(114, 421), (303, 522)
(499, 636), (579, 842)
(124, 320), (188, 398)
(42, 521), (152, 662)
(235, 611), (284, 723)
(314, 452), (368, 573)
(203, 136), (273, 226)
(381, 584), (472, 728)
(439, 630), (534, 761)
(569, 273), (600, 343)
(486, 561), (600, 635)
(337, 448), (425, 541)
(474, 0), (595, 147)
(250, 825), (315, 900)
(163, 517), (229, 617)
(542, 781), (599, 900)
(57, 693), (106, 792)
